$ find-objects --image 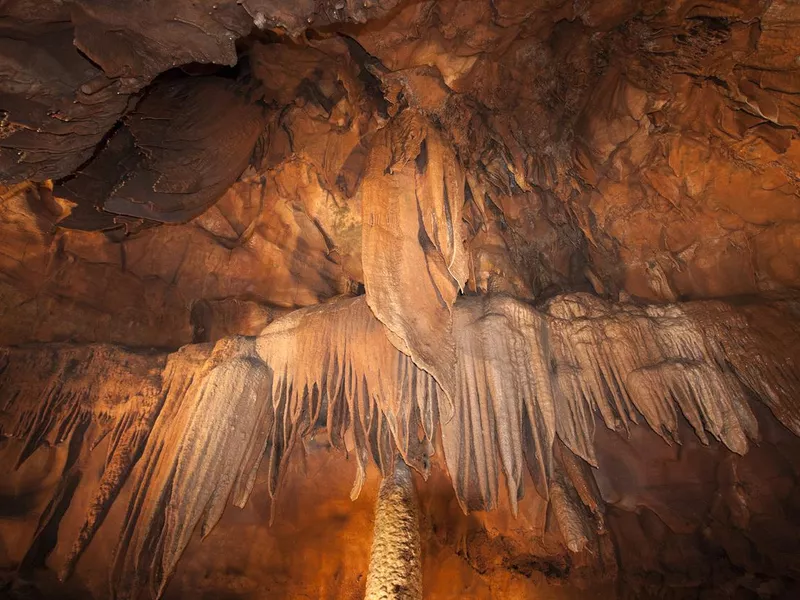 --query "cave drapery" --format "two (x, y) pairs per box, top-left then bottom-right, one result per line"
(2, 0), (800, 598)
